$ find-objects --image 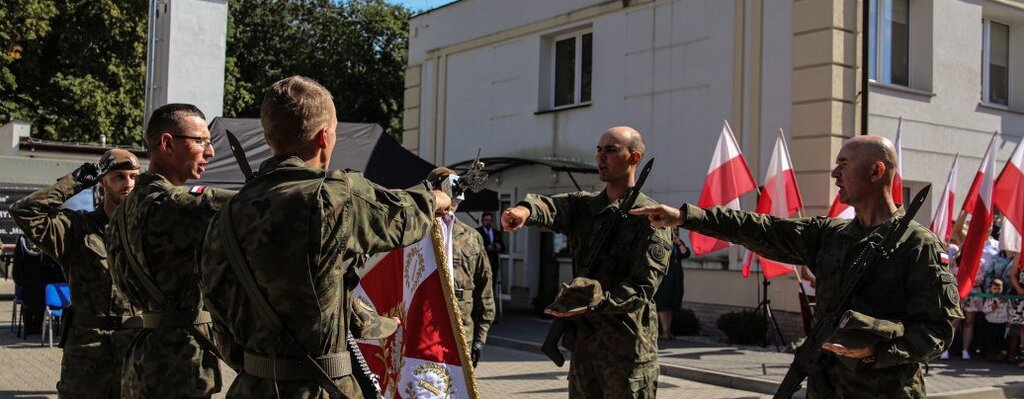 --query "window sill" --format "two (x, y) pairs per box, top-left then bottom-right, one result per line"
(869, 81), (936, 98)
(978, 102), (1024, 116)
(535, 102), (592, 115)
